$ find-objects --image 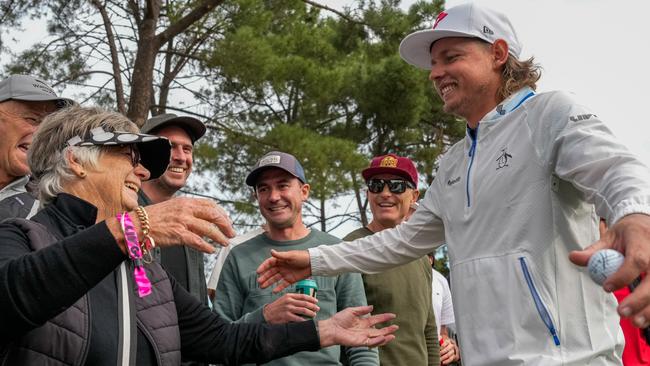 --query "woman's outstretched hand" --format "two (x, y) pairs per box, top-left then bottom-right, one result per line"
(317, 305), (398, 348)
(109, 197), (236, 254)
